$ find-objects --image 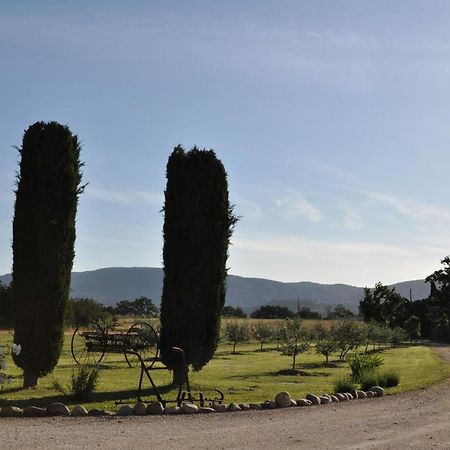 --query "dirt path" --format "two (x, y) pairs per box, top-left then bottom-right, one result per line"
(1, 345), (450, 450)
